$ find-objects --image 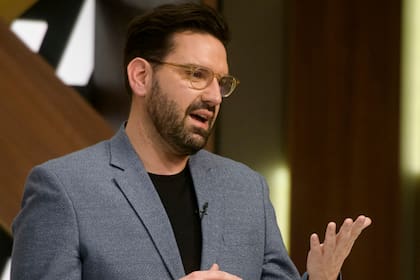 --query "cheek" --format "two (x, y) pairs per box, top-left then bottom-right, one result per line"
(178, 95), (196, 114)
(157, 81), (191, 113)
